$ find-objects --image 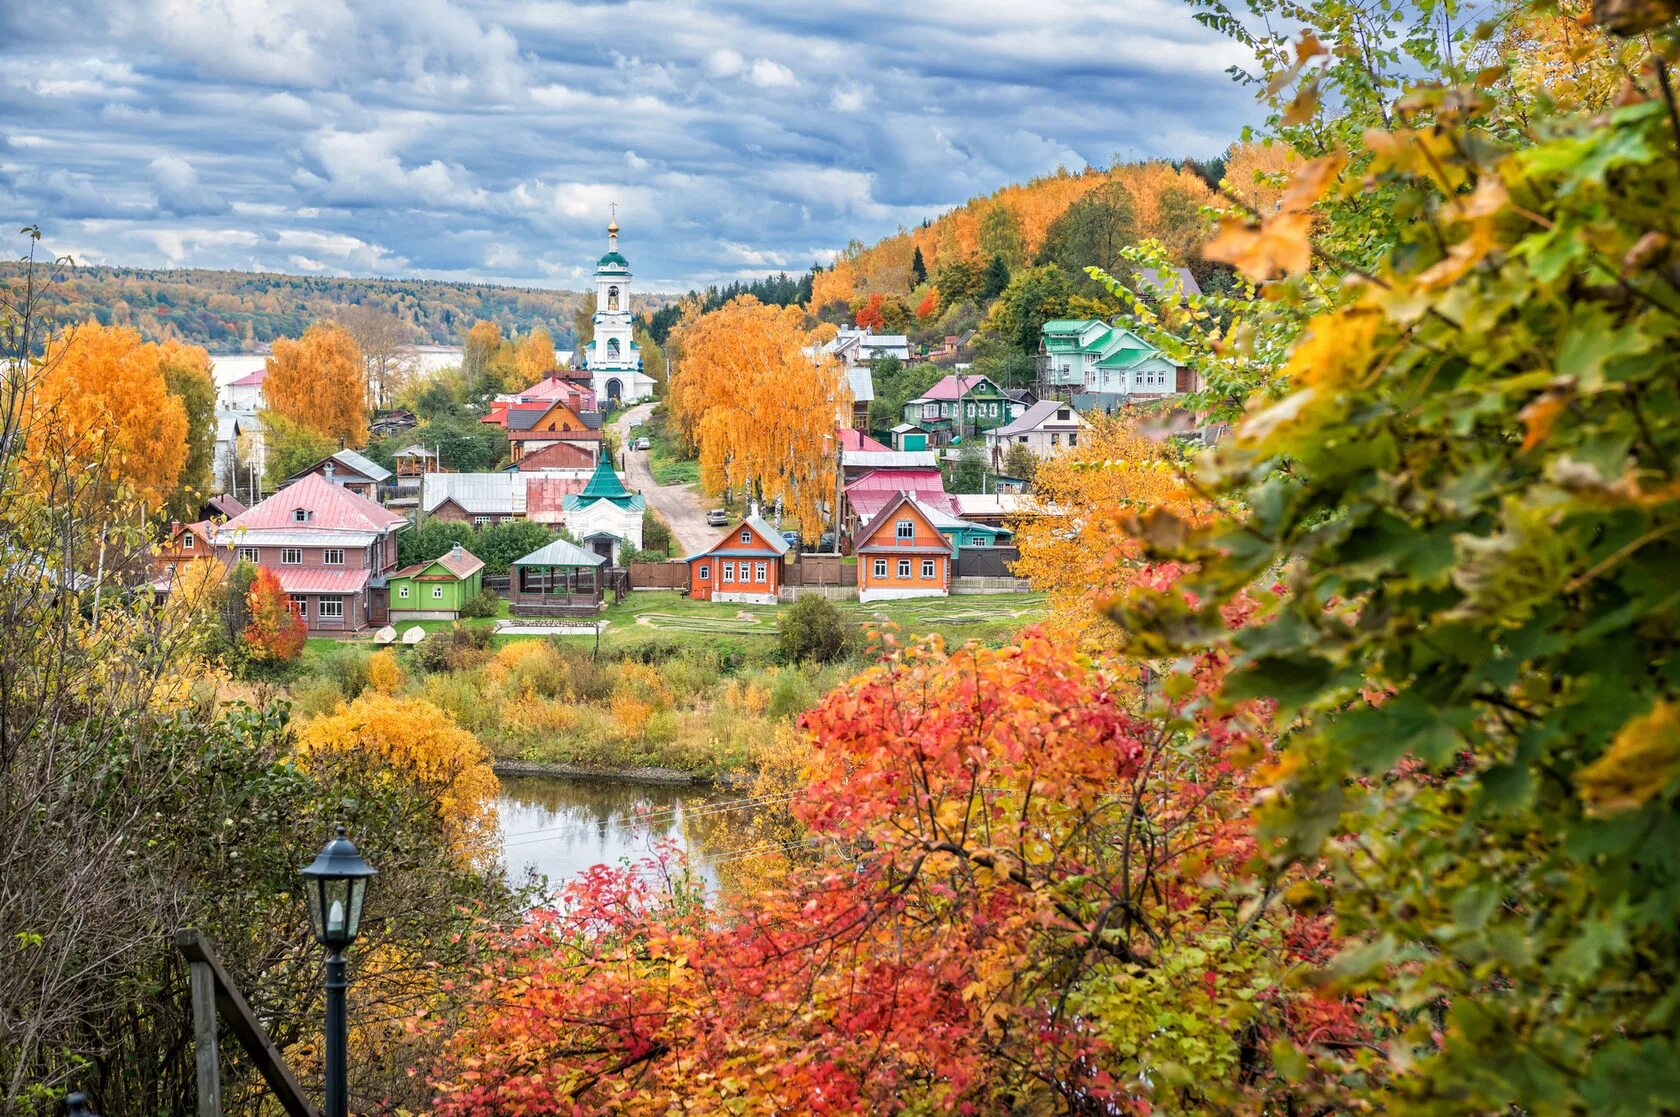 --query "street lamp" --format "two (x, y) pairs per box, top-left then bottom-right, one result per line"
(300, 826), (376, 1117)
